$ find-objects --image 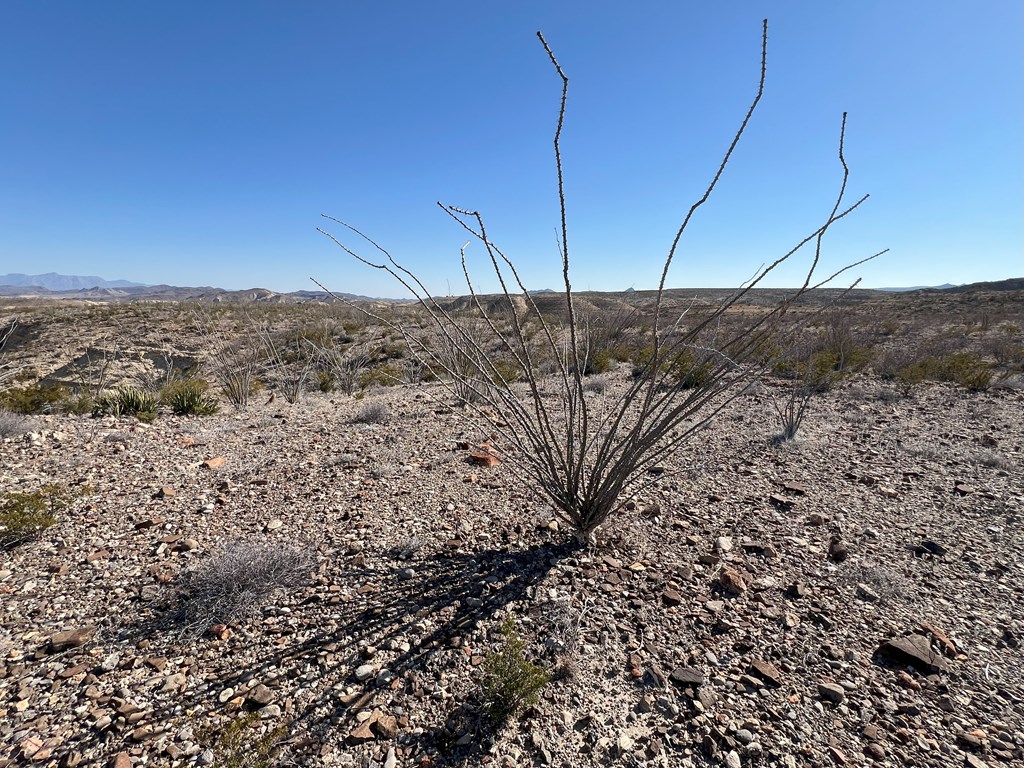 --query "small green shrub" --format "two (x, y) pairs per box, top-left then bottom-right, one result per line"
(315, 370), (336, 393)
(93, 386), (158, 417)
(632, 347), (713, 389)
(197, 711), (286, 768)
(894, 352), (992, 392)
(480, 617), (549, 722)
(161, 379), (220, 416)
(489, 358), (522, 386)
(357, 363), (403, 389)
(0, 484), (83, 549)
(582, 349), (613, 376)
(0, 383), (70, 414)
